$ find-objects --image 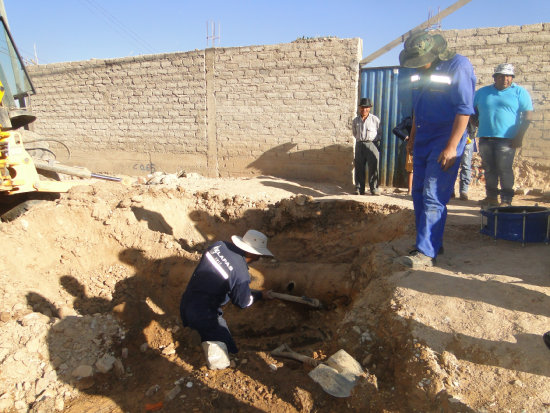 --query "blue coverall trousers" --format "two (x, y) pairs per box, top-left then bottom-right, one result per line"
(412, 139), (464, 259)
